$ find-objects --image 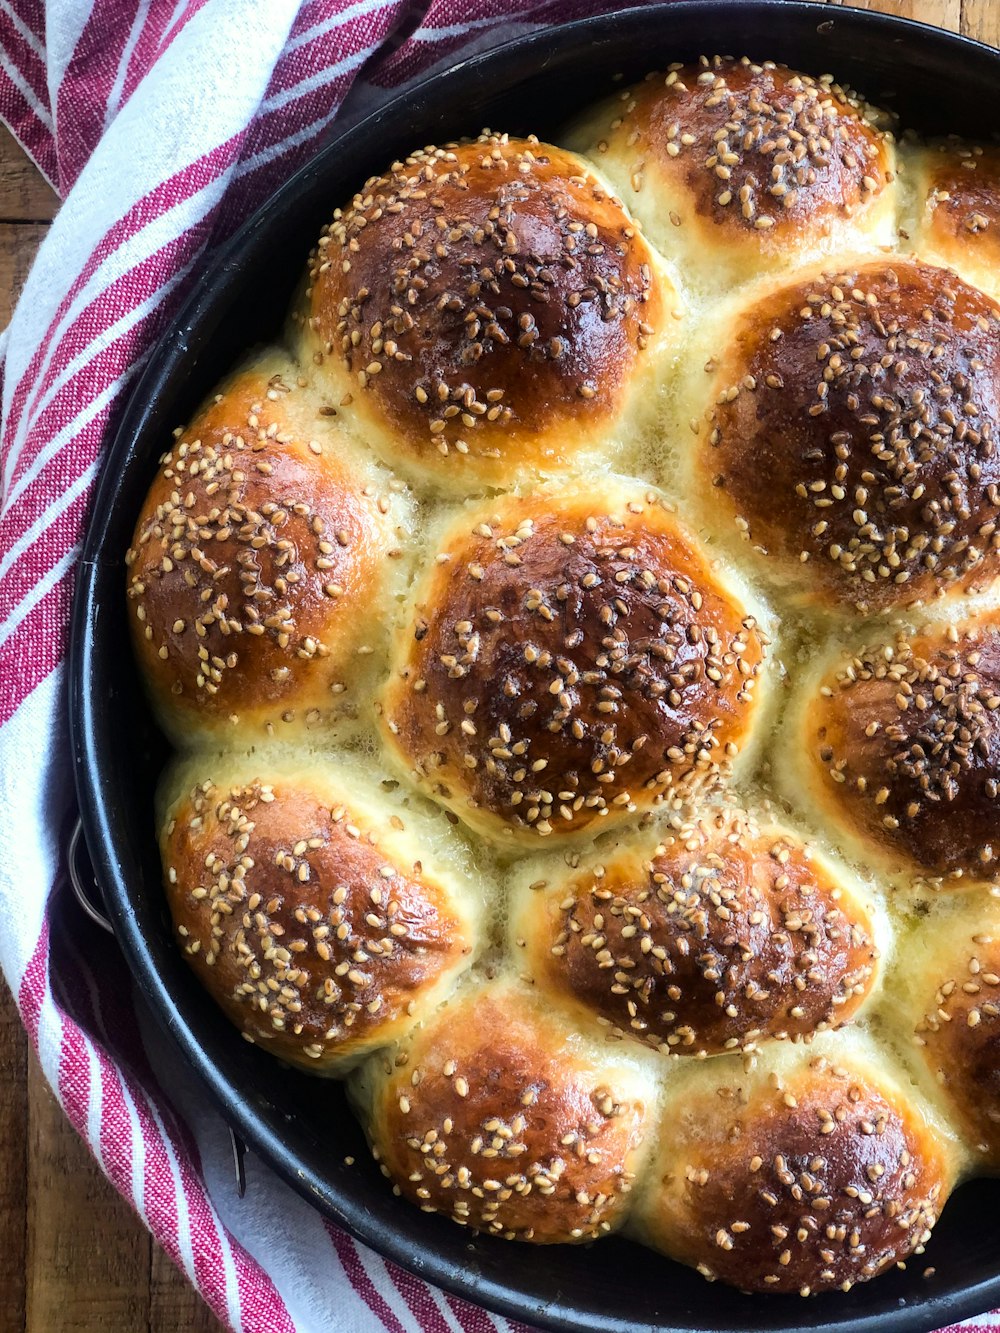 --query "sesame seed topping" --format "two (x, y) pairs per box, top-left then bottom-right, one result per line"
(704, 260), (1000, 611)
(529, 808), (877, 1056)
(306, 132), (666, 481)
(383, 490), (764, 840)
(813, 618), (1000, 881)
(162, 776), (471, 1066)
(127, 367), (399, 729)
(597, 56), (890, 253)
